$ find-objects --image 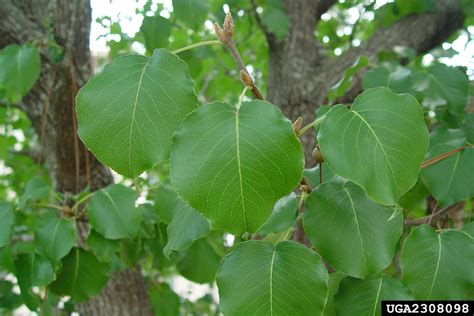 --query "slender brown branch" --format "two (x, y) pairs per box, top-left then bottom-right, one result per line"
(421, 146), (465, 169)
(214, 12), (265, 100)
(405, 202), (464, 225)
